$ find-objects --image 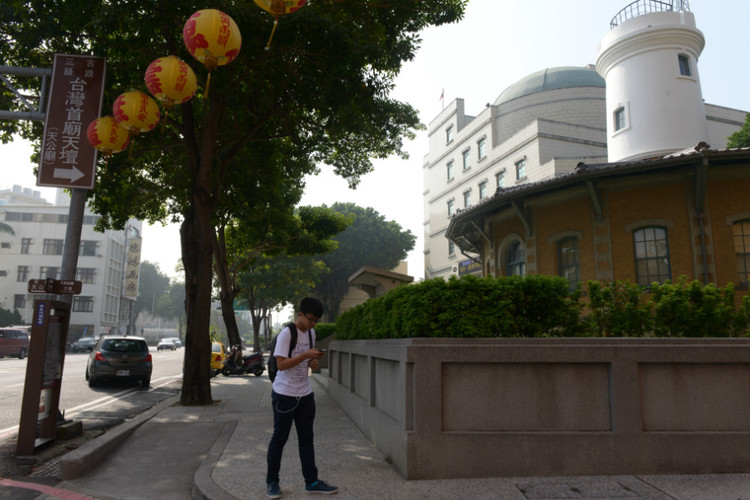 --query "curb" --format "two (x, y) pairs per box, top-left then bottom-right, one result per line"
(57, 394), (180, 480)
(192, 420), (241, 500)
